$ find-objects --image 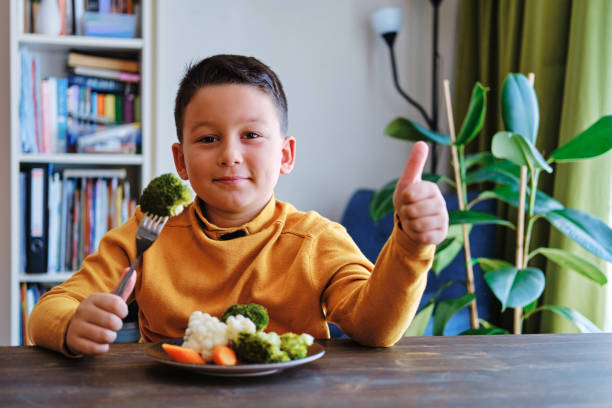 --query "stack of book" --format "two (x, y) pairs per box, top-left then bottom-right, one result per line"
(25, 0), (138, 37)
(20, 166), (137, 276)
(19, 49), (141, 154)
(20, 283), (48, 345)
